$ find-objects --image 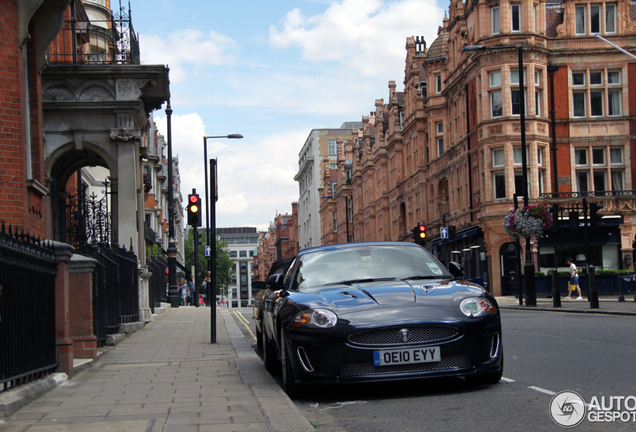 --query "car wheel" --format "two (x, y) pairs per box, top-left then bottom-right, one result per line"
(280, 327), (300, 398)
(262, 323), (280, 374)
(466, 351), (504, 386)
(255, 310), (263, 348)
